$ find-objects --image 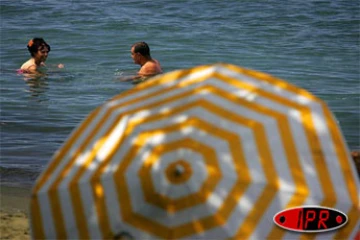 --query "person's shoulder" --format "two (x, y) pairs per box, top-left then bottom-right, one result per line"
(148, 59), (162, 72)
(21, 60), (37, 73)
(151, 58), (161, 66)
(139, 61), (161, 76)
